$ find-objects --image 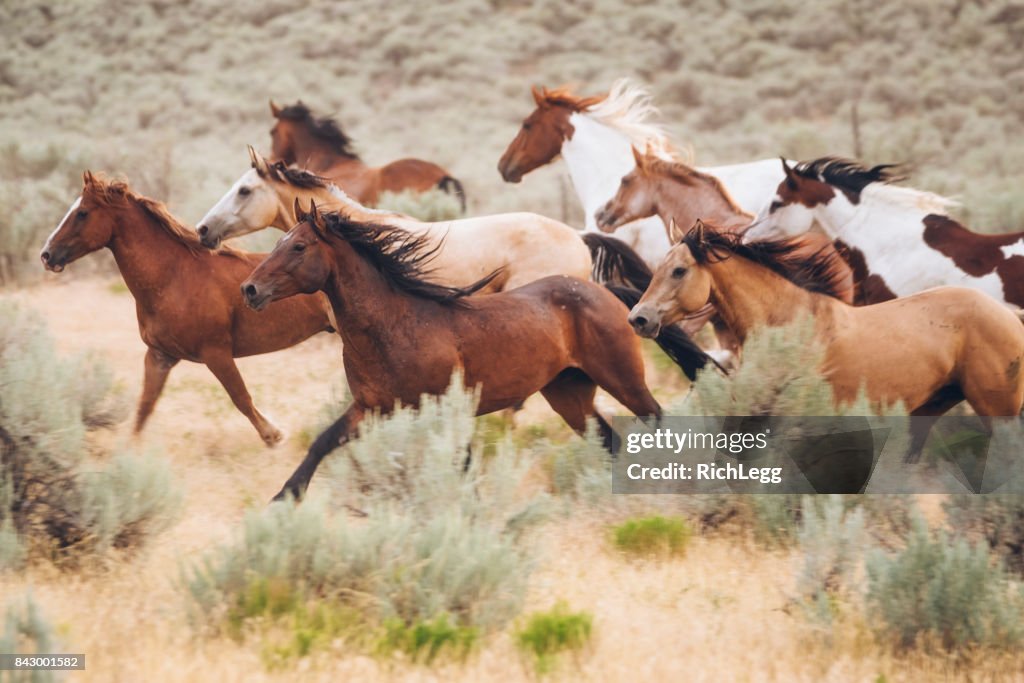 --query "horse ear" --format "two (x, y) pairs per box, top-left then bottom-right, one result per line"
(692, 218), (707, 244)
(668, 218), (685, 243)
(270, 100), (282, 118)
(631, 145), (646, 171)
(780, 157), (799, 190)
(308, 198), (320, 223)
(82, 170), (96, 187)
(247, 144), (260, 169)
(531, 85), (545, 107)
(293, 197), (306, 221)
